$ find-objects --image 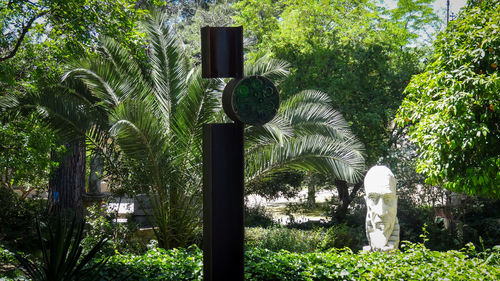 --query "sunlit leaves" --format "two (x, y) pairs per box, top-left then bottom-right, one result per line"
(396, 0), (500, 198)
